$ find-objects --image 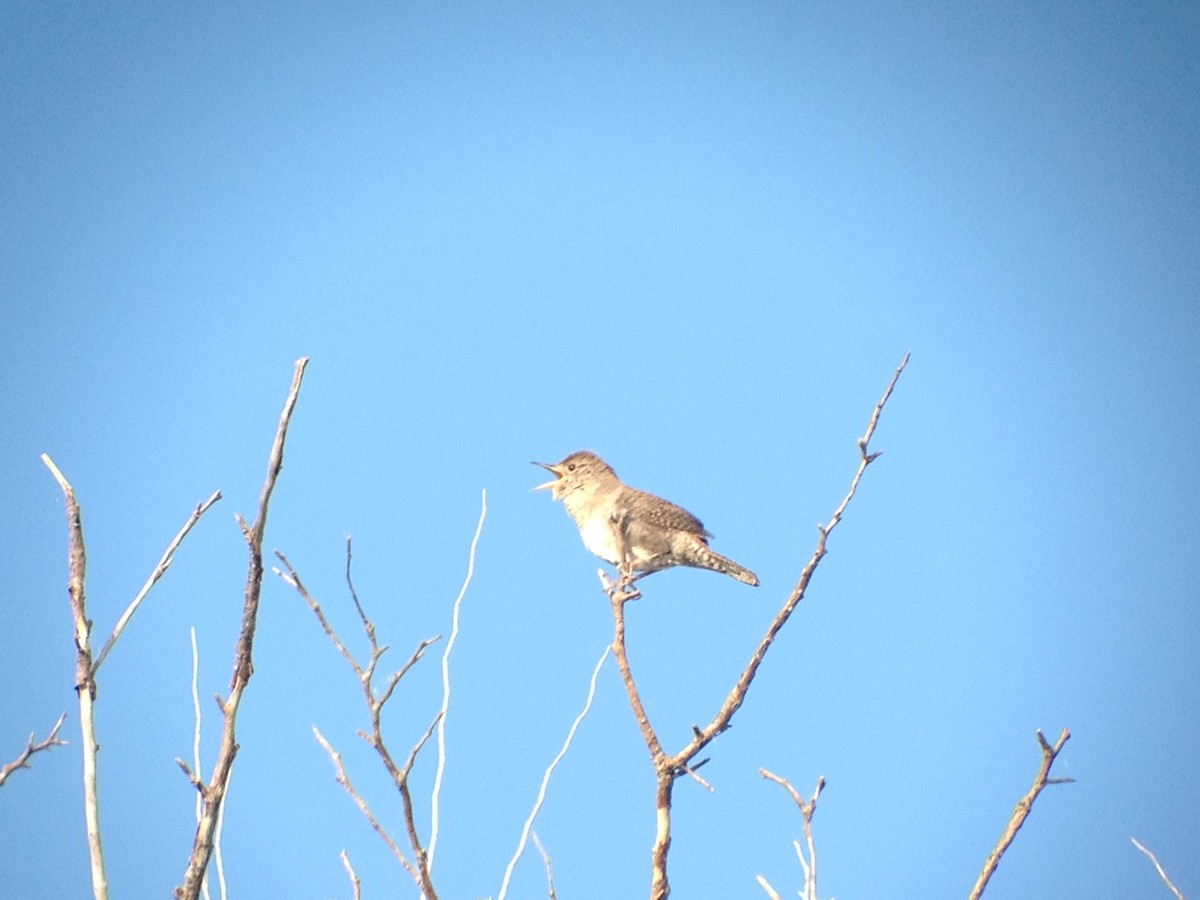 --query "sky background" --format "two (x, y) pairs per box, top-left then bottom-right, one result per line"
(2, 2), (1198, 898)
